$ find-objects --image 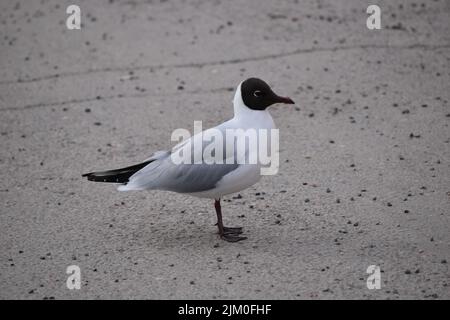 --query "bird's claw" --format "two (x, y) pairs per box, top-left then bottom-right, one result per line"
(220, 233), (247, 242)
(223, 226), (243, 235)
